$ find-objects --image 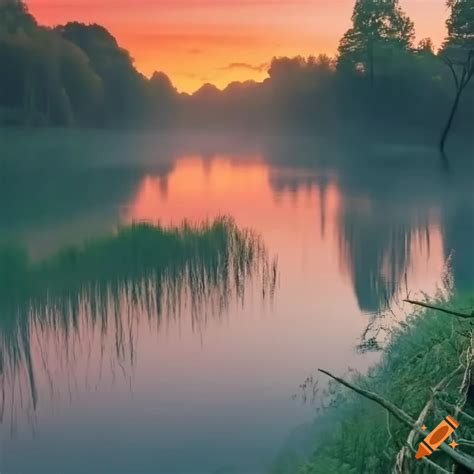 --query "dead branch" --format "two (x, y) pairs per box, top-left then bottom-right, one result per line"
(404, 299), (474, 319)
(318, 369), (415, 426)
(318, 369), (474, 472)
